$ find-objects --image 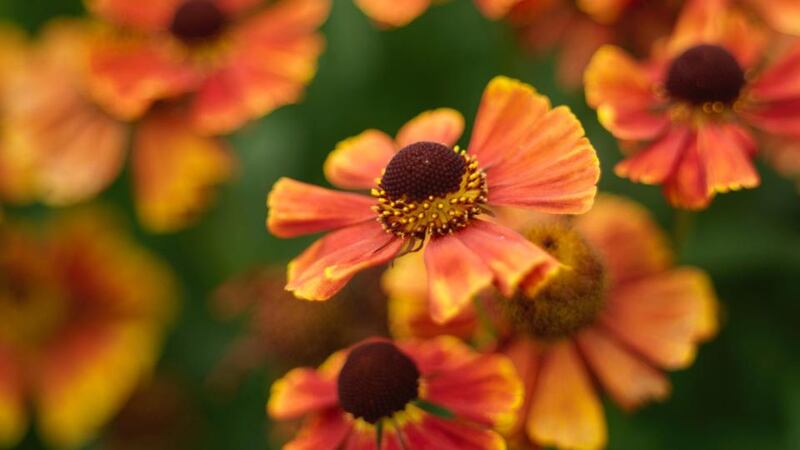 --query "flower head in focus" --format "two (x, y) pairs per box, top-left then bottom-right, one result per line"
(85, 0), (330, 135)
(266, 75), (600, 323)
(10, 20), (234, 232)
(585, 0), (800, 209)
(385, 195), (719, 449)
(0, 209), (177, 448)
(268, 336), (522, 449)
